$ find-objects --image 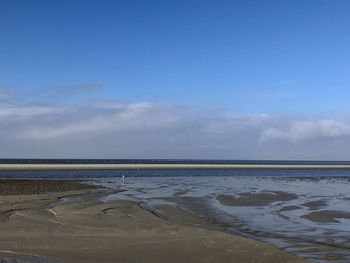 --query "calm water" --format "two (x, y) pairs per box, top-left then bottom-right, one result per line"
(1, 159), (350, 263)
(94, 174), (350, 263)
